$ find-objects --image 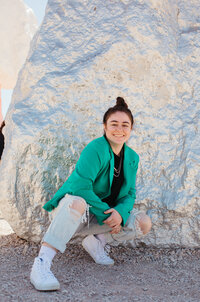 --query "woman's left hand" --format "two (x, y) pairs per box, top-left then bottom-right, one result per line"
(110, 224), (122, 234)
(103, 208), (122, 230)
